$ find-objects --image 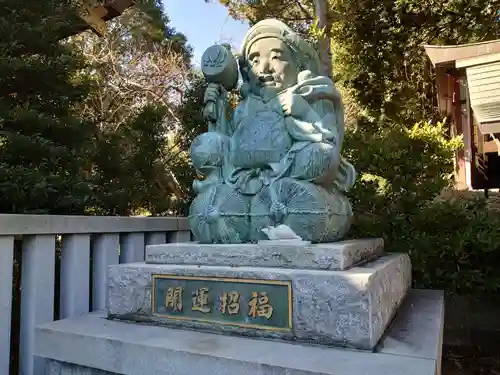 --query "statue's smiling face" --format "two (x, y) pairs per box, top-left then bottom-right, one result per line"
(246, 37), (298, 95)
